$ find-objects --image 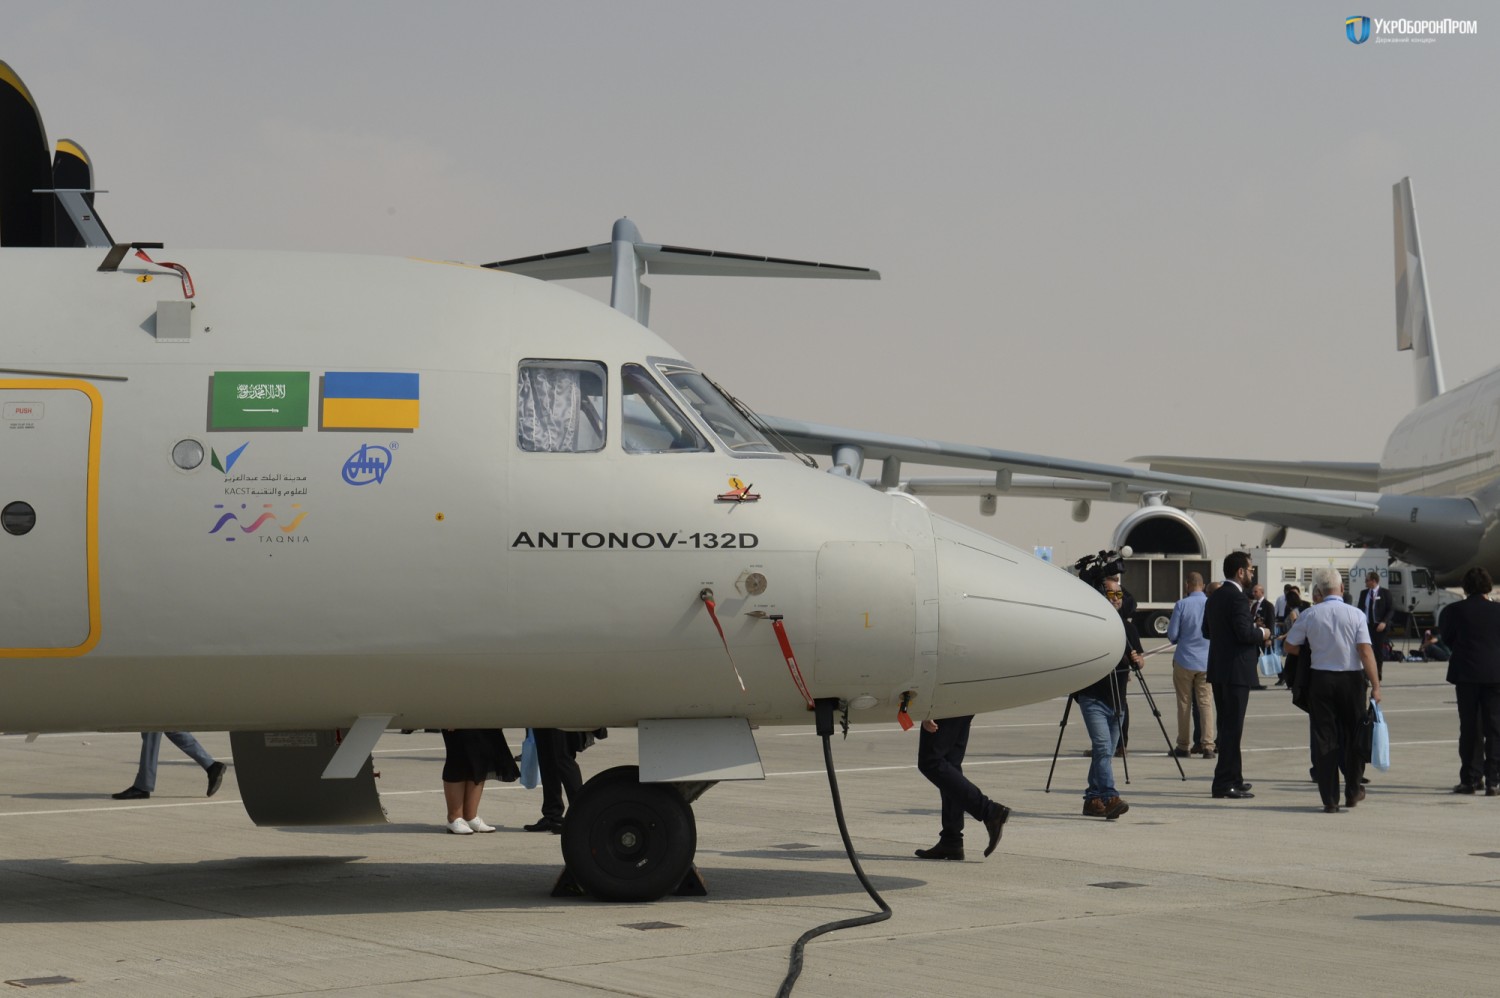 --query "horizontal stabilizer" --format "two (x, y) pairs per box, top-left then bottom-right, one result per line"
(483, 218), (877, 326)
(1127, 455), (1381, 490)
(485, 241), (879, 282)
